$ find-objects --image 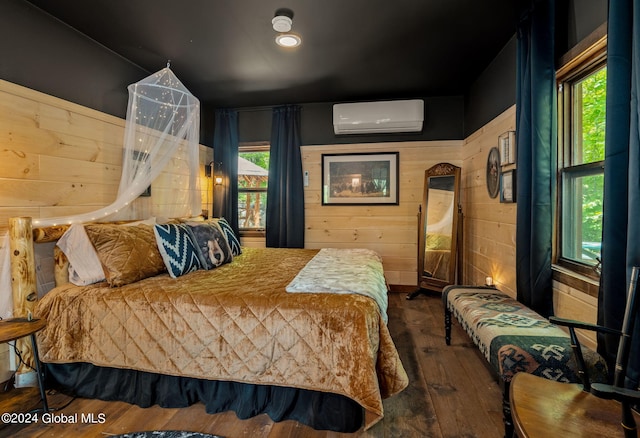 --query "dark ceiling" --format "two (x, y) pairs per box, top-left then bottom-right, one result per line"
(25, 0), (517, 109)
